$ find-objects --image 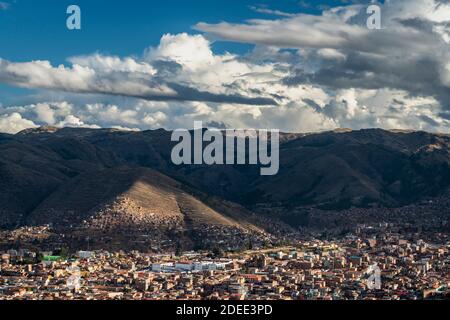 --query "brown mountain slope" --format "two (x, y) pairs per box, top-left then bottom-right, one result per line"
(0, 160), (61, 228)
(0, 133), (117, 228)
(27, 167), (261, 232)
(1, 126), (448, 233)
(70, 127), (449, 209)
